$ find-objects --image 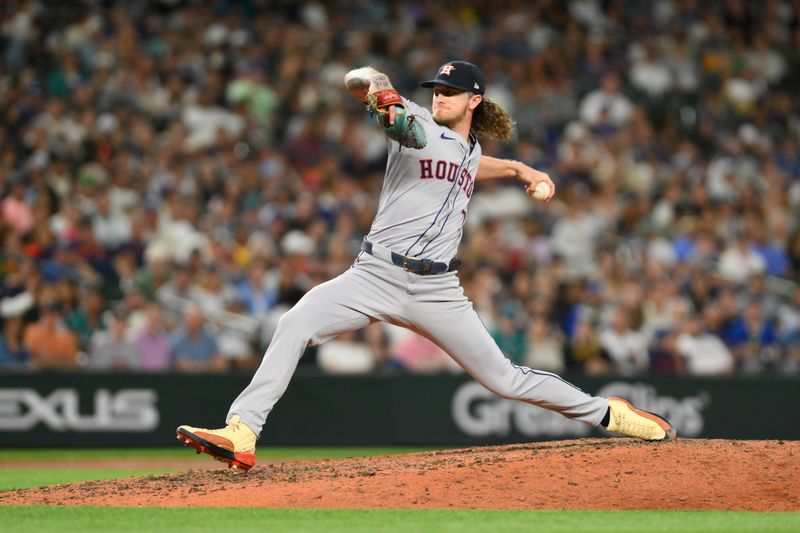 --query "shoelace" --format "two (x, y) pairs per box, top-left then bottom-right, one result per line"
(226, 421), (255, 442)
(225, 421), (255, 452)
